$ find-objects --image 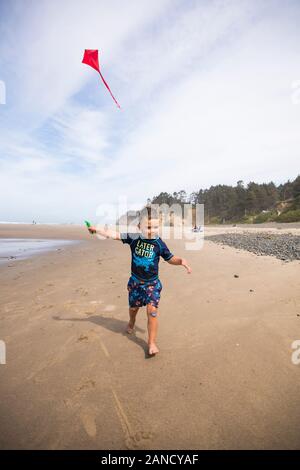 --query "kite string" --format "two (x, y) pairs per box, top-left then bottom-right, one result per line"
(98, 70), (121, 109)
